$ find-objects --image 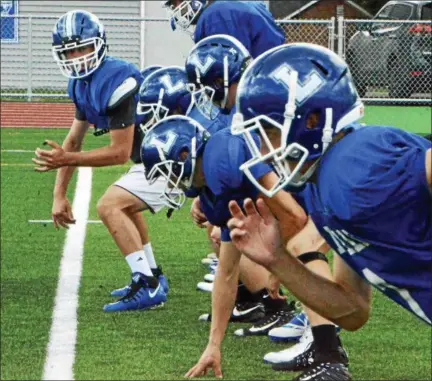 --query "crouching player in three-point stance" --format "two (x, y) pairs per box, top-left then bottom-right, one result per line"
(228, 43), (432, 381)
(32, 10), (179, 312)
